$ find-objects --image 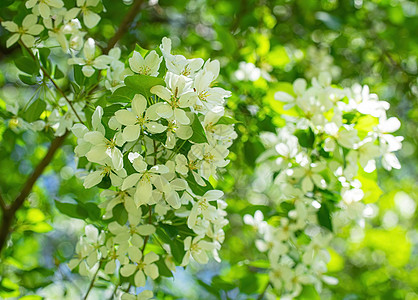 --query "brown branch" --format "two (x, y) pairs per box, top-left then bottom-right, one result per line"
(0, 193), (6, 211)
(0, 131), (69, 254)
(256, 281), (270, 300)
(141, 205), (153, 254)
(0, 0), (145, 257)
(105, 0), (145, 53)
